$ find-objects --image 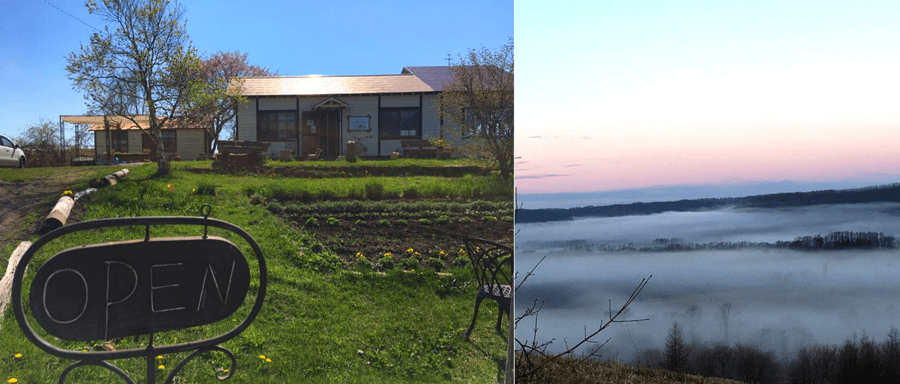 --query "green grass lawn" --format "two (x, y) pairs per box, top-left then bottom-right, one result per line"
(0, 159), (511, 383)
